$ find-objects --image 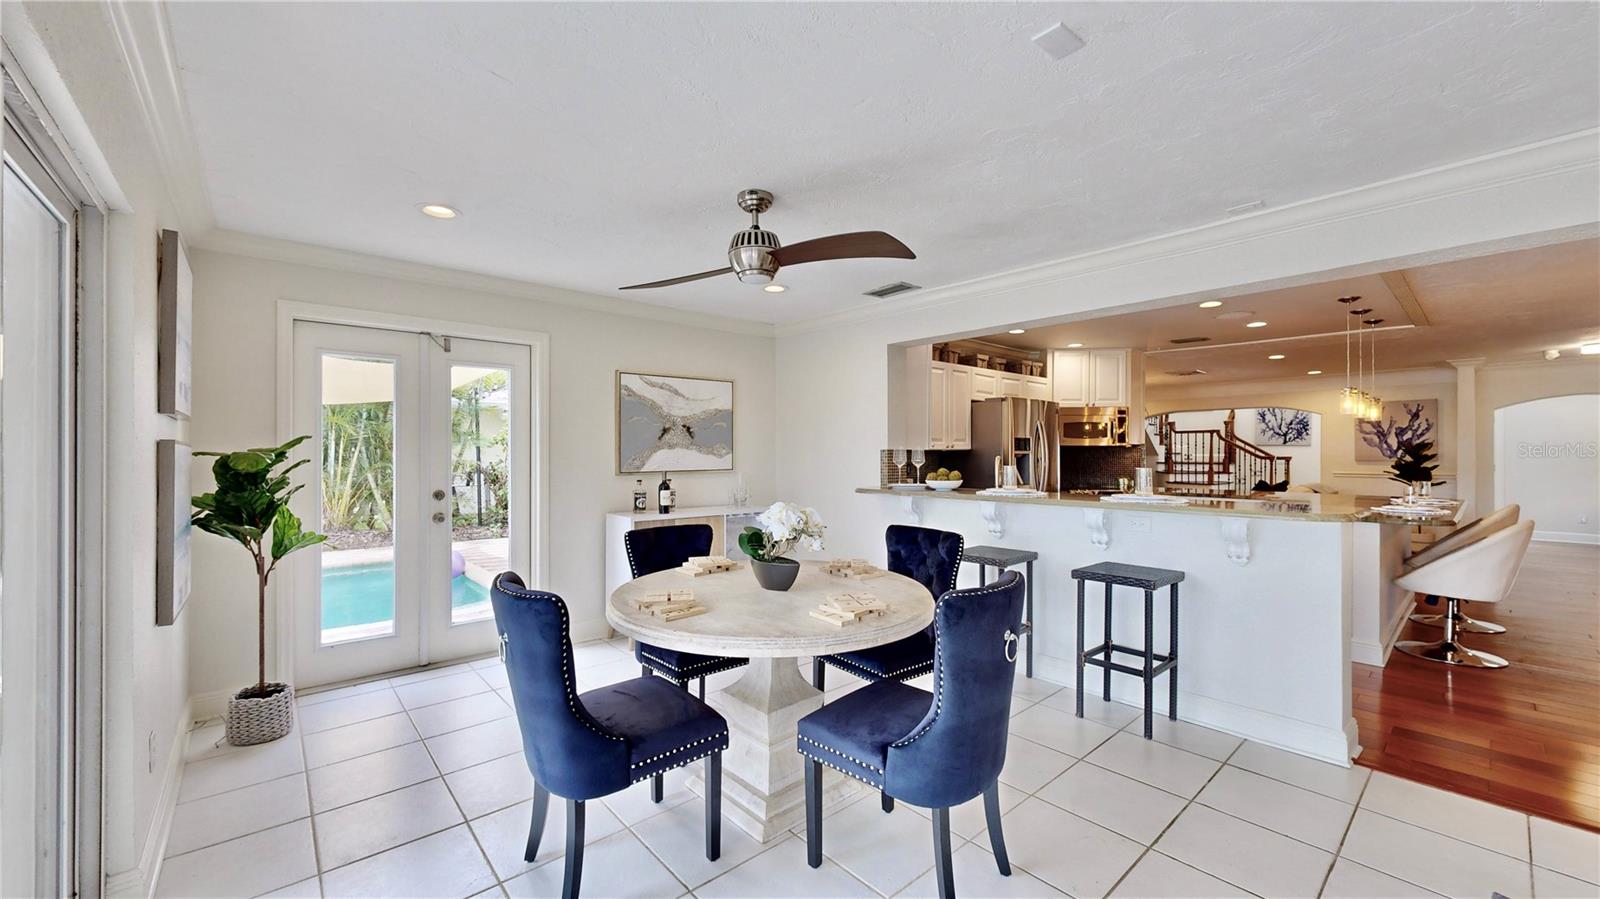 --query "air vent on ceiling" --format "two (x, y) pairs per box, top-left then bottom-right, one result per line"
(1165, 369), (1209, 377)
(864, 281), (922, 299)
(1168, 336), (1211, 345)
